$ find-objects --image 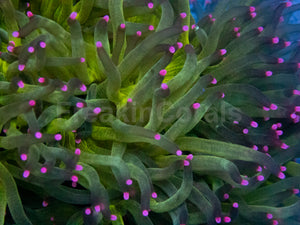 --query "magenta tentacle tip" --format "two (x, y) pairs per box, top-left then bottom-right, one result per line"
(12, 31), (19, 38)
(136, 31), (142, 36)
(265, 71), (272, 77)
(223, 193), (229, 199)
(270, 103), (278, 110)
(18, 64), (25, 71)
(257, 175), (264, 181)
(177, 42), (183, 49)
(233, 202), (239, 208)
(242, 128), (248, 134)
(267, 213), (273, 219)
(42, 201), (48, 207)
(71, 175), (78, 182)
(61, 84), (68, 92)
(278, 172), (285, 179)
(80, 84), (87, 92)
(127, 98), (133, 103)
(103, 15), (109, 22)
(272, 37), (279, 44)
(148, 2), (154, 9)
(110, 215), (117, 221)
(28, 100), (36, 106)
(96, 41), (103, 48)
(176, 150), (182, 156)
(23, 170), (30, 178)
(126, 179), (133, 185)
(154, 134), (161, 140)
(211, 77), (217, 84)
(220, 49), (227, 55)
(159, 69), (167, 76)
(69, 12), (77, 20)
(186, 154), (193, 160)
(54, 134), (62, 141)
(183, 160), (190, 166)
(257, 26), (264, 32)
(161, 83), (168, 90)
(182, 25), (189, 32)
(152, 192), (157, 198)
(123, 192), (129, 200)
(280, 143), (289, 150)
(40, 167), (47, 173)
(75, 148), (81, 155)
(215, 217), (221, 223)
(39, 42), (46, 48)
(85, 208), (91, 215)
(148, 25), (154, 31)
(169, 46), (176, 54)
(28, 46), (35, 53)
(224, 216), (231, 223)
(20, 154), (27, 161)
(75, 165), (83, 171)
(192, 103), (200, 109)
(35, 132), (42, 139)
(120, 23), (126, 29)
(142, 210), (149, 216)
(27, 11), (33, 17)
(250, 121), (258, 128)
(277, 58), (284, 63)
(249, 6), (256, 12)
(180, 12), (187, 19)
(76, 102), (84, 108)
(252, 145), (258, 150)
(94, 205), (101, 212)
(93, 107), (101, 114)
(241, 179), (249, 186)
